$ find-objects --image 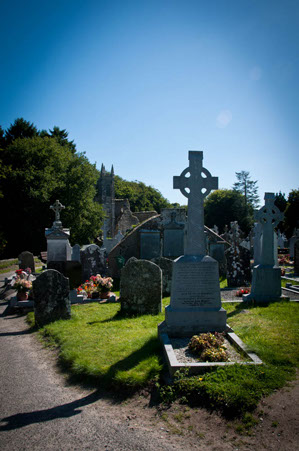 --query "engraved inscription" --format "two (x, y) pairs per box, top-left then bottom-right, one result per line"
(172, 262), (220, 307)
